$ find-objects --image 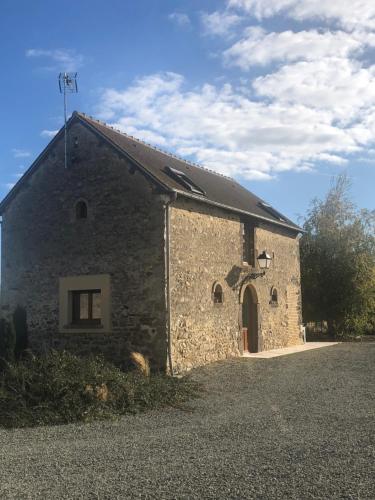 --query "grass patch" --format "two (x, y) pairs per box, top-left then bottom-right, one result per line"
(0, 350), (201, 429)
